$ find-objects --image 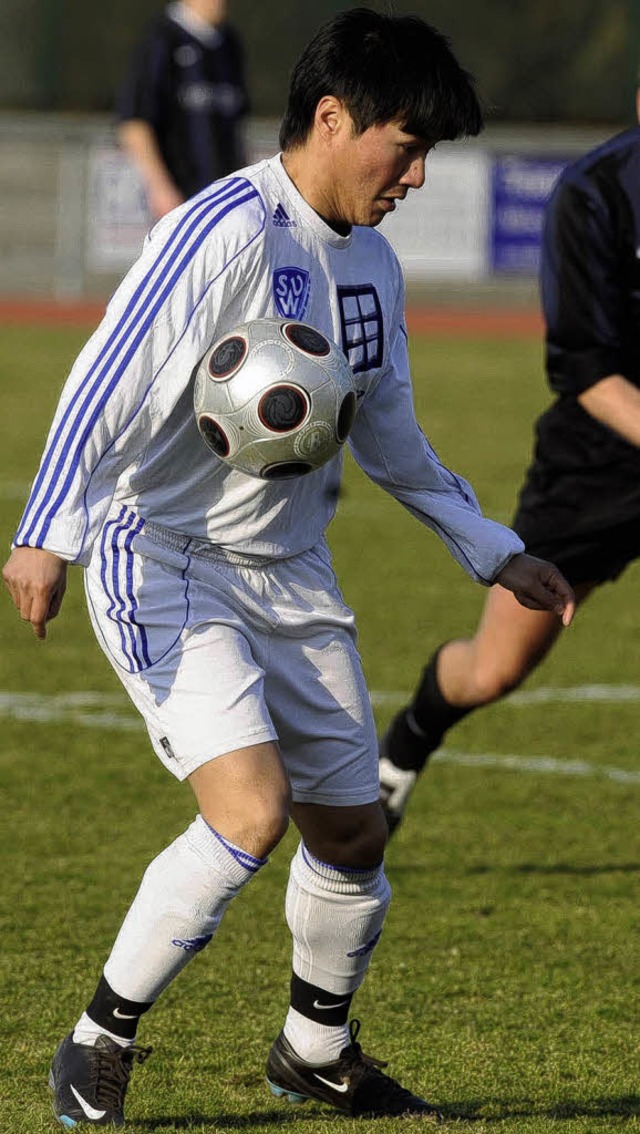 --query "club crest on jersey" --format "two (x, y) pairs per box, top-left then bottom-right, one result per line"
(273, 267), (310, 320)
(337, 285), (384, 373)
